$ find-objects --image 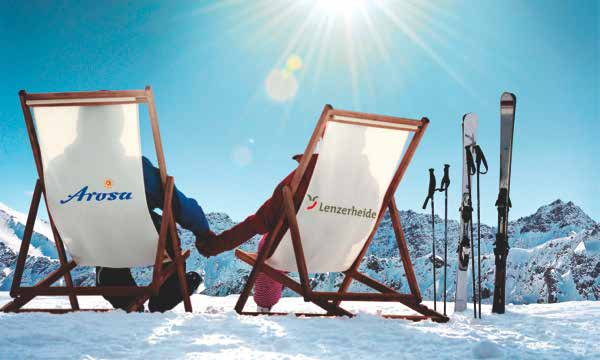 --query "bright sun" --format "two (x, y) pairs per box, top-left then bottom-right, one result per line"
(316, 0), (366, 17)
